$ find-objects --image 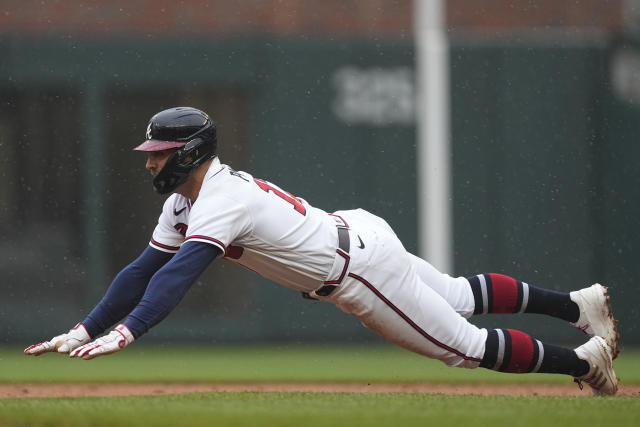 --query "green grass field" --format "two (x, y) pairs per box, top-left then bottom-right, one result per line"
(1, 344), (639, 426)
(1, 392), (638, 427)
